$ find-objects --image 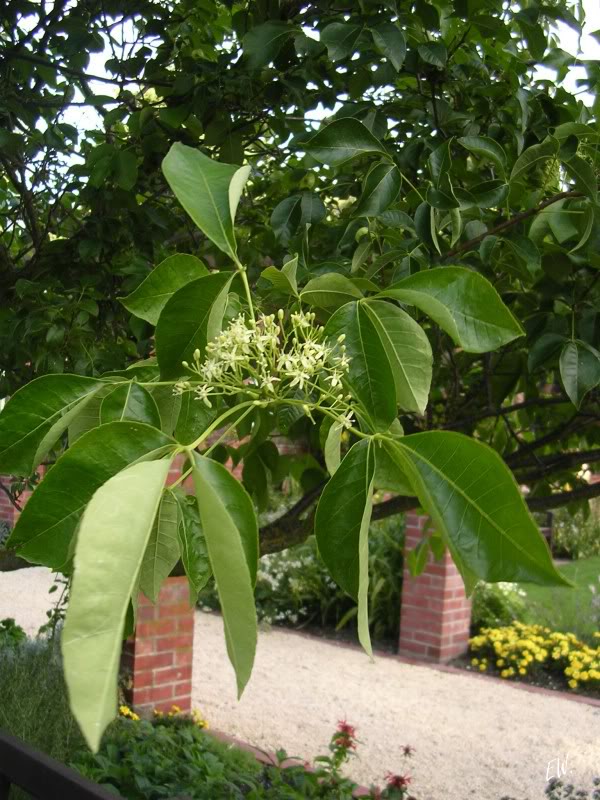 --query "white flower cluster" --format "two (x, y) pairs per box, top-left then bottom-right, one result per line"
(174, 309), (354, 426)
